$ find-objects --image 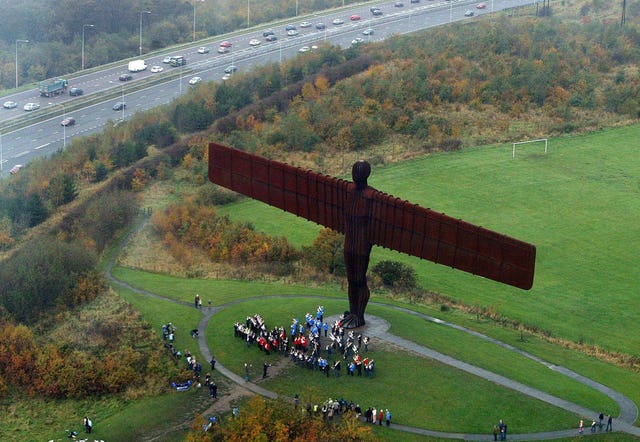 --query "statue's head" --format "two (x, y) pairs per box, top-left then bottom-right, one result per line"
(352, 161), (371, 190)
